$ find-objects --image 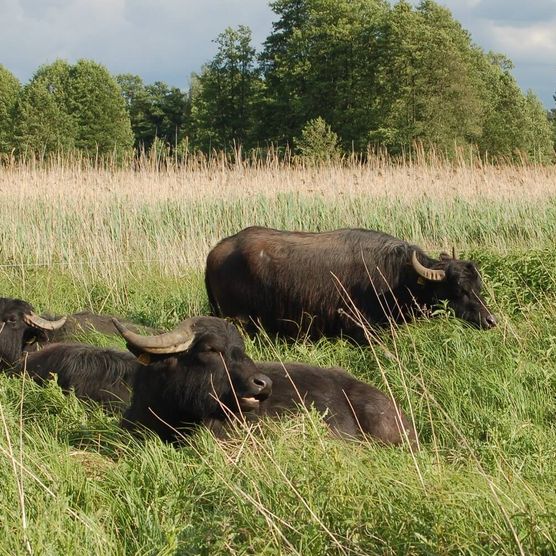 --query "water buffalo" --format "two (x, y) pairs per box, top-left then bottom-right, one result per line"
(16, 316), (416, 446)
(0, 297), (67, 370)
(17, 316), (273, 426)
(18, 343), (137, 409)
(205, 226), (496, 340)
(117, 318), (416, 446)
(0, 297), (155, 370)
